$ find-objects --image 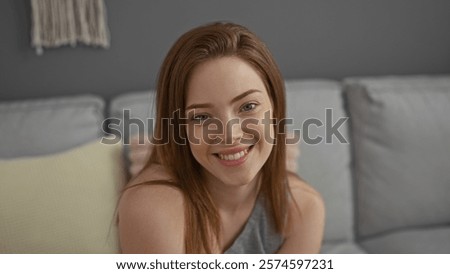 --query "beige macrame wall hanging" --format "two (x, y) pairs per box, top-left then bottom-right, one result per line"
(30, 0), (110, 55)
